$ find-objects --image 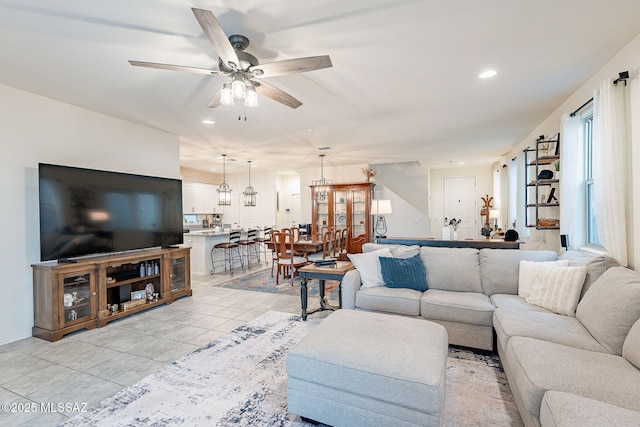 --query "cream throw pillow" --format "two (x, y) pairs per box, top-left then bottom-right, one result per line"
(518, 260), (570, 298)
(348, 248), (392, 289)
(526, 265), (587, 316)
